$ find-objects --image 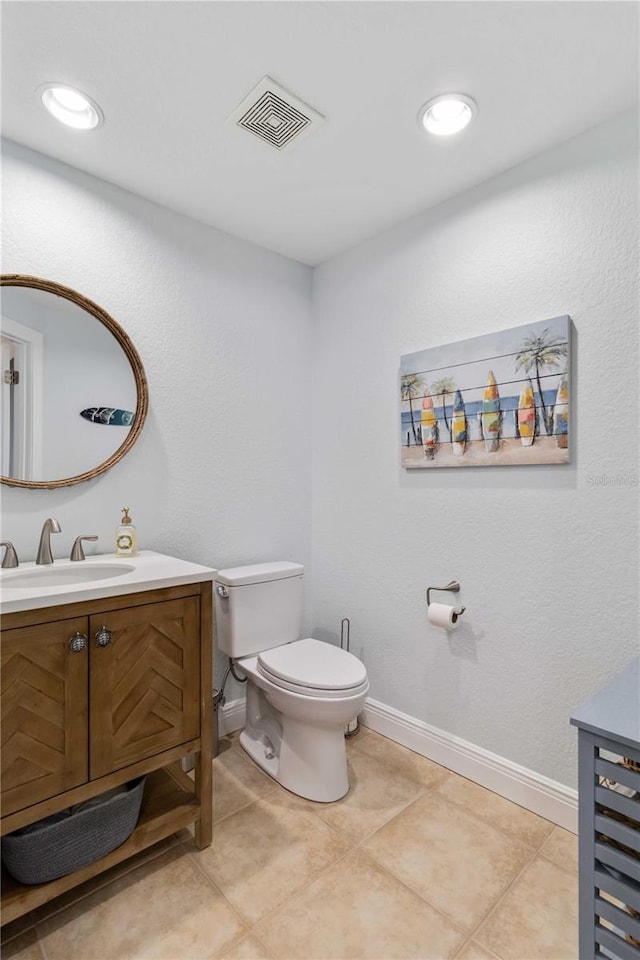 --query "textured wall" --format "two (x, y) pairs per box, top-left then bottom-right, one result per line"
(2, 114), (638, 788)
(311, 113), (639, 787)
(1, 139), (313, 692)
